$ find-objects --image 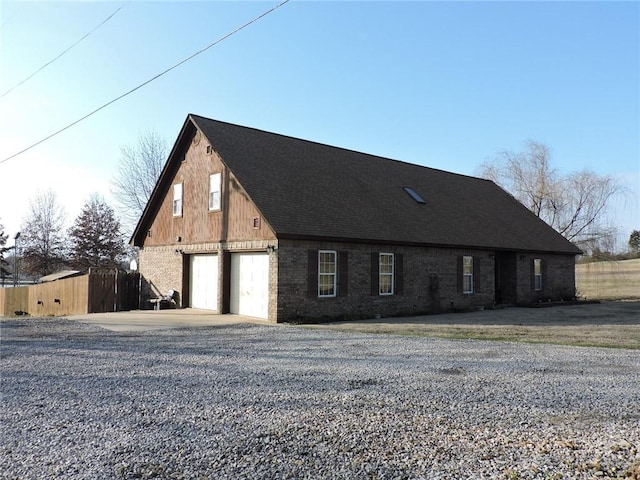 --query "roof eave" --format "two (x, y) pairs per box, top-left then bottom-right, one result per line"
(275, 233), (581, 255)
